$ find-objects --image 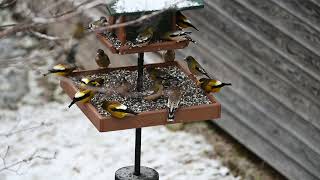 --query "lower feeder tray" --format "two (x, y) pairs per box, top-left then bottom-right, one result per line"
(97, 33), (189, 55)
(60, 61), (221, 132)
